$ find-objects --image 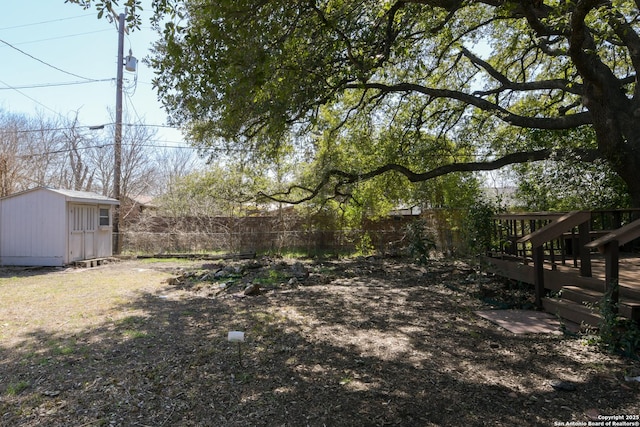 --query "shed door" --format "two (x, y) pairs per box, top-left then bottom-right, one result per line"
(69, 204), (97, 261)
